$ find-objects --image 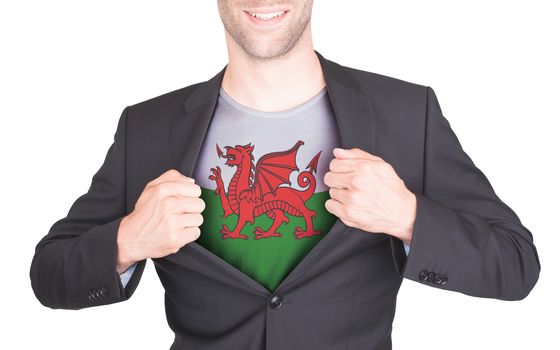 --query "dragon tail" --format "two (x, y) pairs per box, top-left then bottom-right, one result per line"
(297, 150), (321, 202)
